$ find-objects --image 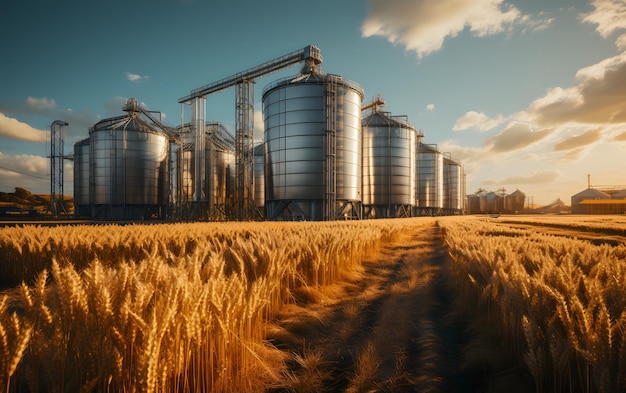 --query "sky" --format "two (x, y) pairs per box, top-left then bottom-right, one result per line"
(1, 0), (625, 206)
